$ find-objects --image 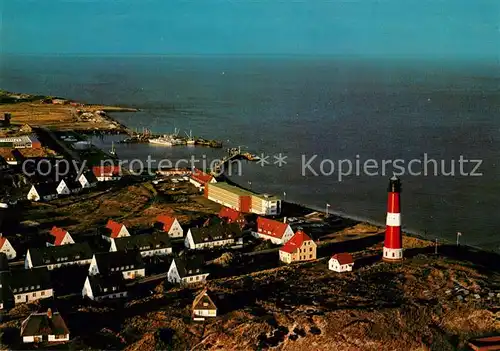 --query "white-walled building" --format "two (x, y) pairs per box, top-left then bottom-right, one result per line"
(155, 215), (183, 238)
(103, 219), (131, 242)
(78, 171), (98, 188)
(252, 217), (294, 245)
(27, 184), (58, 202)
(192, 288), (217, 321)
(110, 232), (172, 257)
(0, 235), (16, 260)
(0, 268), (53, 308)
(88, 251), (145, 280)
(328, 253), (354, 272)
(82, 274), (128, 301)
(184, 224), (243, 250)
(21, 309), (69, 343)
(167, 257), (209, 285)
(56, 179), (82, 195)
(25, 243), (93, 270)
(47, 226), (75, 246)
(189, 168), (216, 190)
